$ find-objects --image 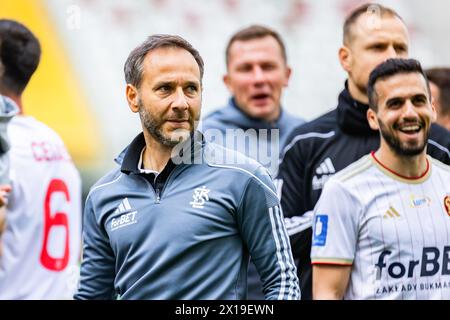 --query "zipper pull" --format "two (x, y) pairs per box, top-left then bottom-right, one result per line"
(155, 188), (161, 204)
